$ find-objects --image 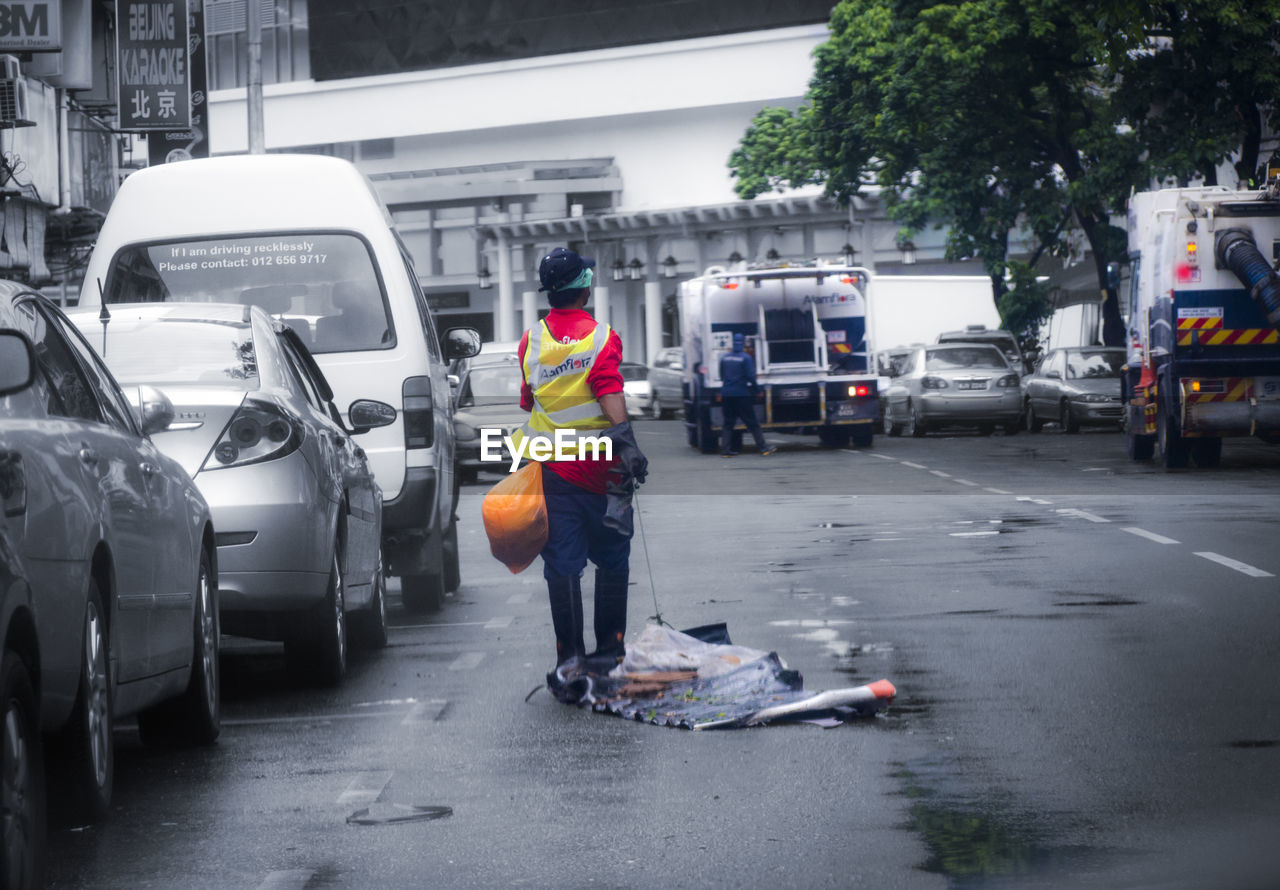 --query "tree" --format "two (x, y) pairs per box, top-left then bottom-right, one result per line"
(731, 0), (1153, 346)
